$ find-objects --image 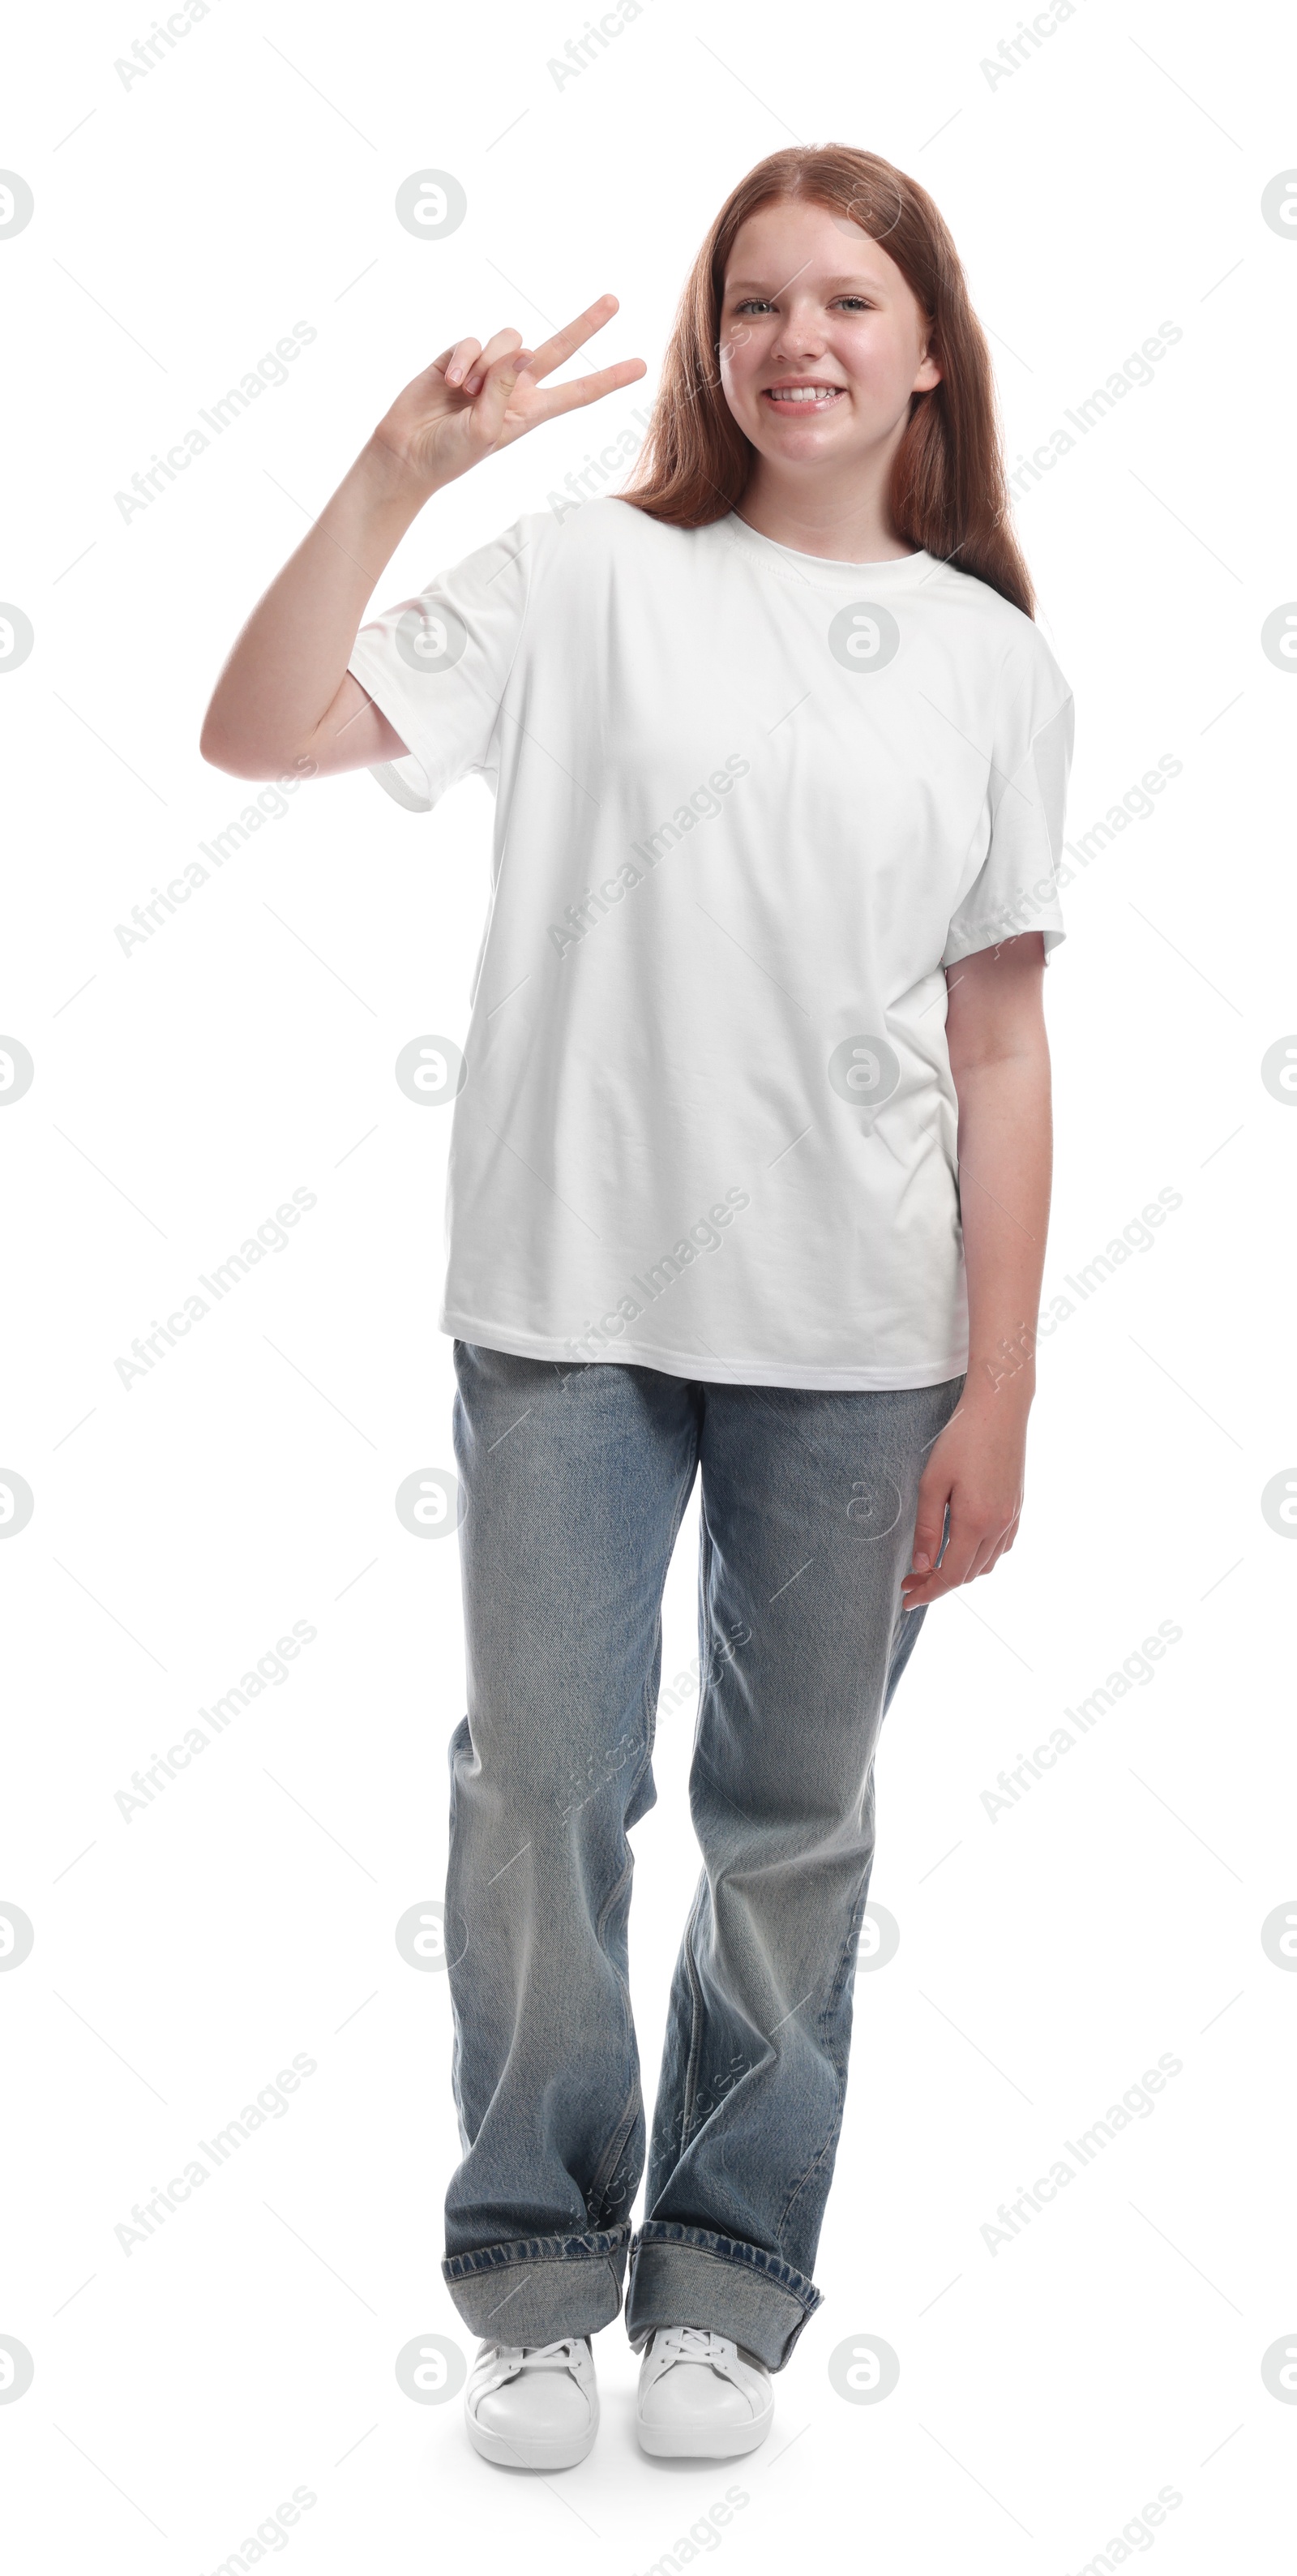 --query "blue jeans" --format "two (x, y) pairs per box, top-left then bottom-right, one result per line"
(441, 1343), (965, 2371)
